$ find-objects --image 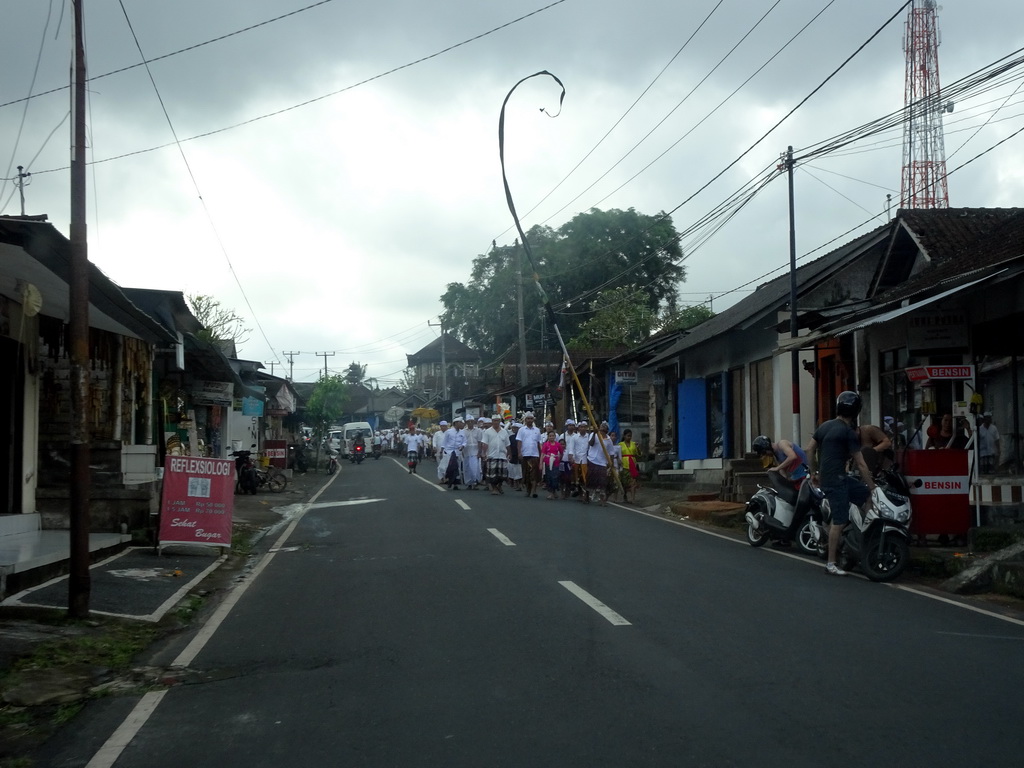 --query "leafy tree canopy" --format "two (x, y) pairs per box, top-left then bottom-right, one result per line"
(305, 375), (349, 439)
(186, 294), (251, 348)
(441, 208), (685, 360)
(343, 361), (368, 386)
